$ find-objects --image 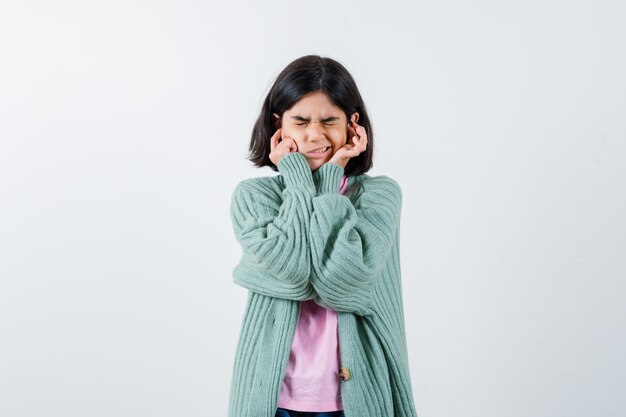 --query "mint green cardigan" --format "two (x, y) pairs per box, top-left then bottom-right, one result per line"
(228, 151), (418, 417)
